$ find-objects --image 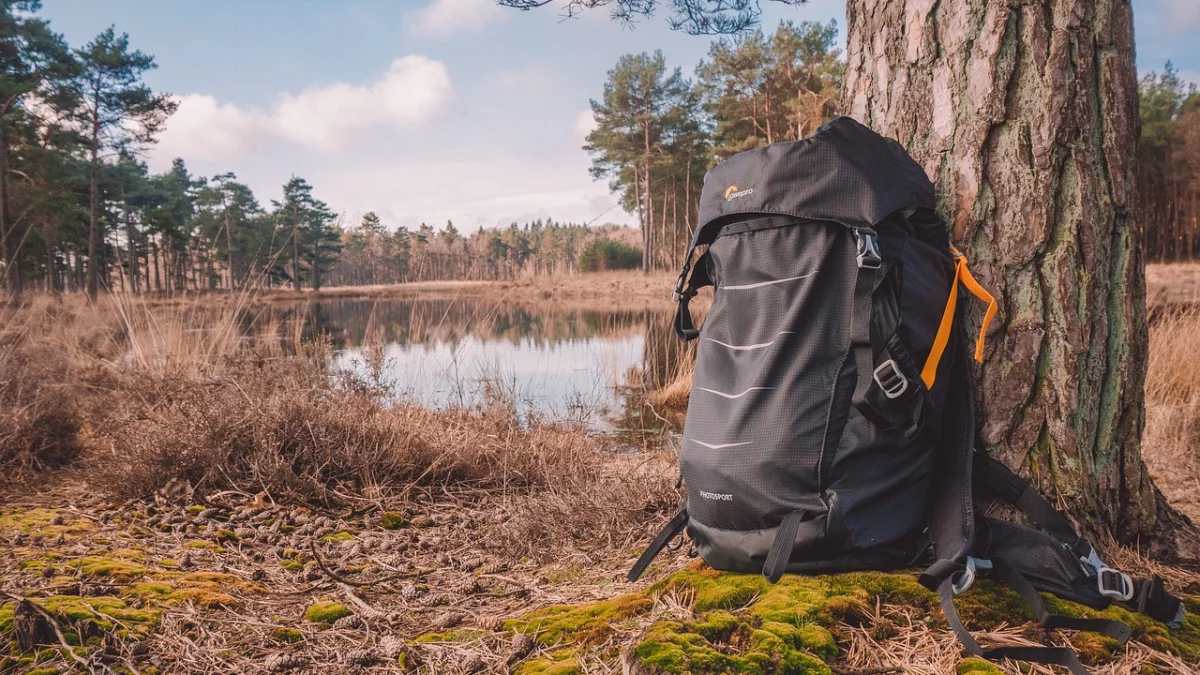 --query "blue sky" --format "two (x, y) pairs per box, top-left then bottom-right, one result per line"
(41, 0), (1200, 232)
